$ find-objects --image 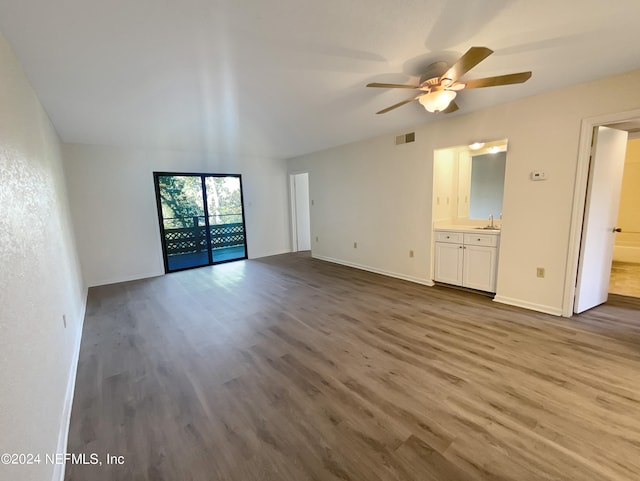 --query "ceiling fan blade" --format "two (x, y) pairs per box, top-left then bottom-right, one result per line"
(442, 101), (459, 114)
(367, 82), (418, 89)
(462, 71), (532, 89)
(376, 96), (419, 114)
(441, 46), (493, 83)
